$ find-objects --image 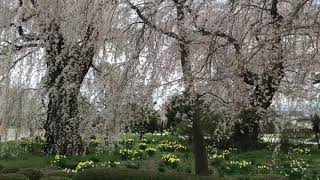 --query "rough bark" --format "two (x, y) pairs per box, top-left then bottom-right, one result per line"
(43, 22), (96, 156)
(233, 0), (285, 151)
(316, 133), (320, 149)
(191, 99), (209, 176)
(312, 114), (320, 149)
